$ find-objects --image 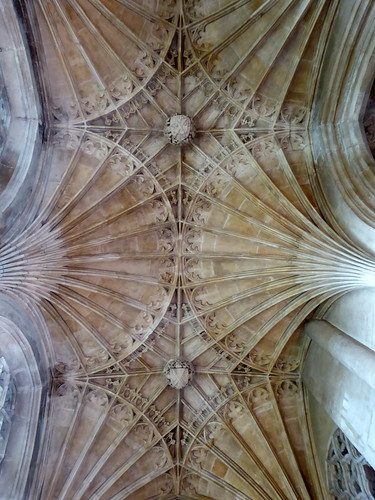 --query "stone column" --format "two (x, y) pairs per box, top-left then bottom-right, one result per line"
(303, 319), (375, 470)
(305, 319), (375, 390)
